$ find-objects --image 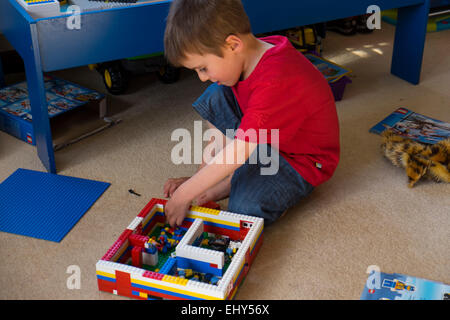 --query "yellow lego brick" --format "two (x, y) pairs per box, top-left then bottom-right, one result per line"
(190, 205), (220, 215)
(139, 292), (148, 299)
(96, 270), (115, 279)
(186, 213), (240, 228)
(162, 275), (188, 286)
